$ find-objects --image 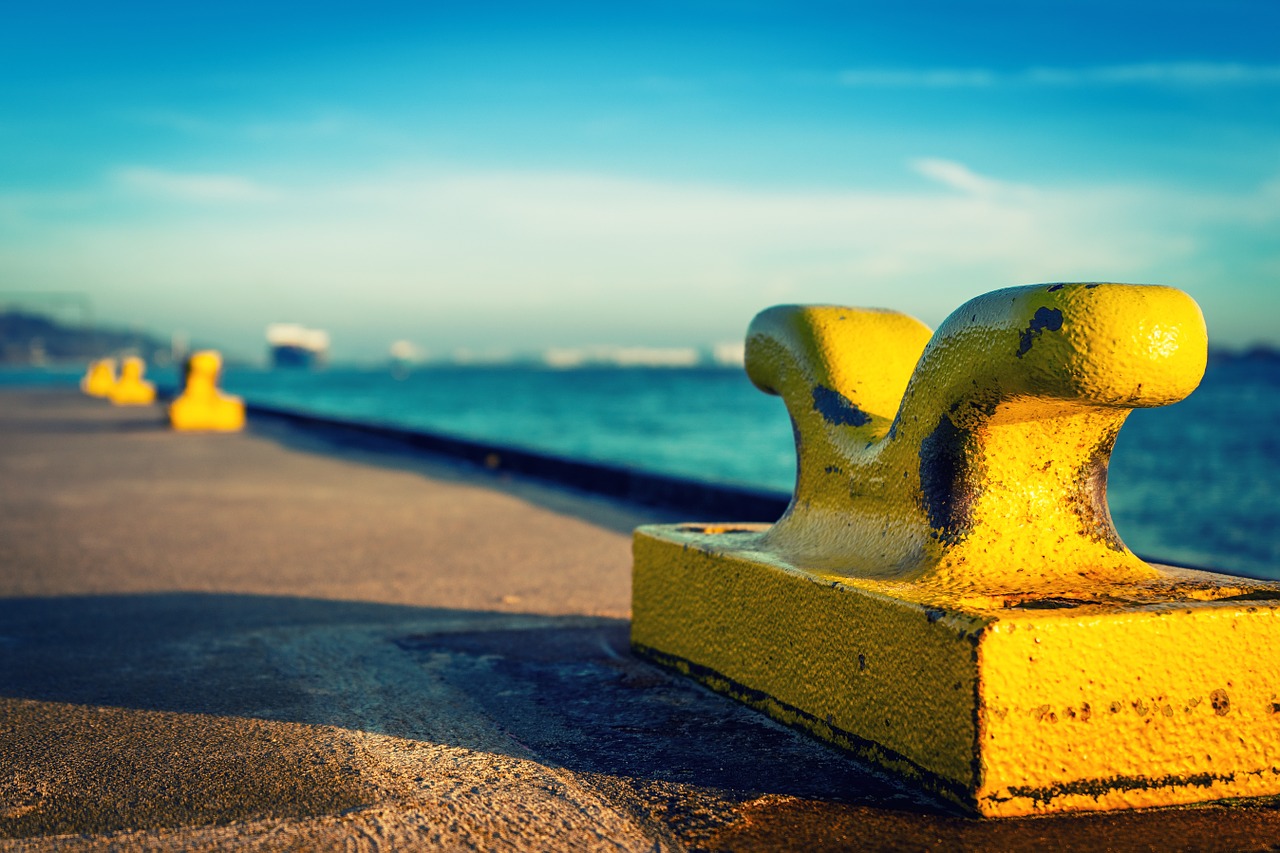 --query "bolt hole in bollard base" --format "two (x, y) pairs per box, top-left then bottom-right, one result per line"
(630, 283), (1280, 817)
